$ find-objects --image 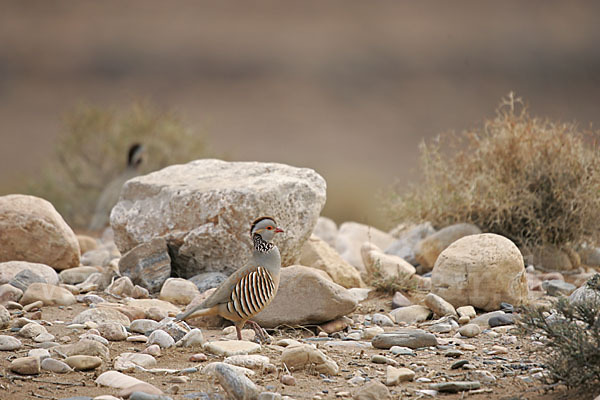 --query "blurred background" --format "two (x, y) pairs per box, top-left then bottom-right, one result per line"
(2, 1), (600, 229)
